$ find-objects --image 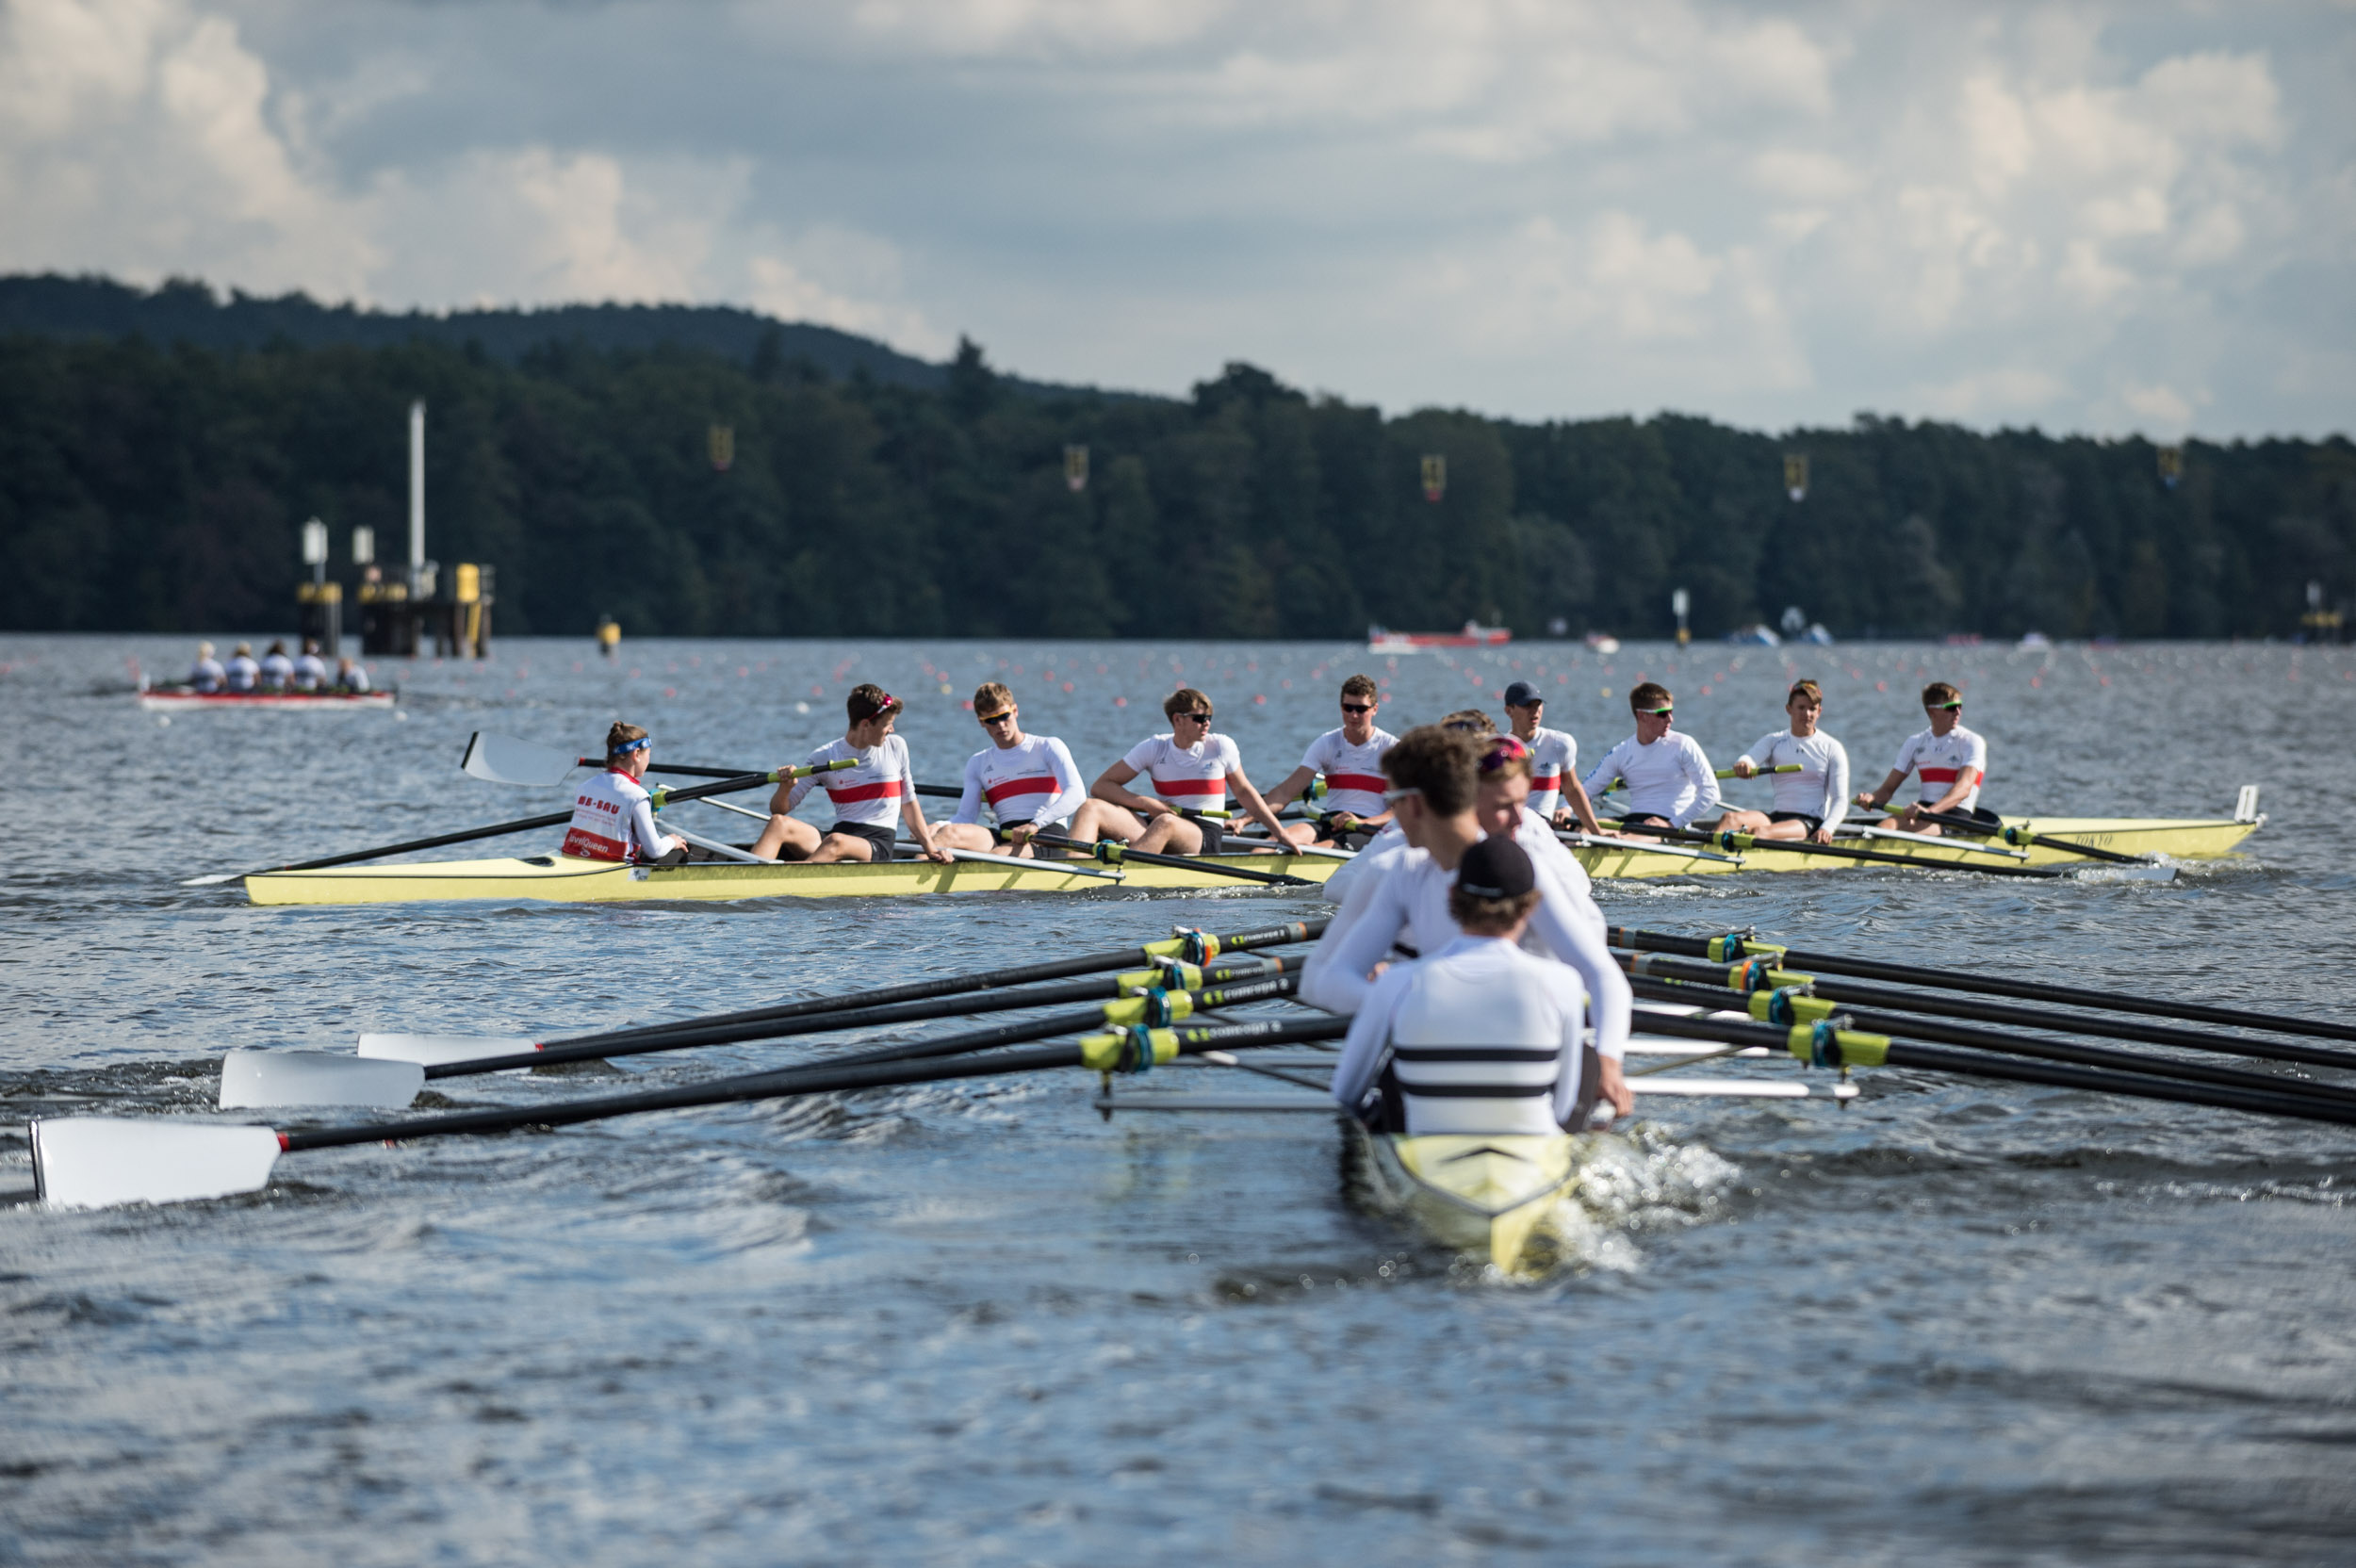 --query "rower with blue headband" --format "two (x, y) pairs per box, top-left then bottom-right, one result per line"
(559, 722), (688, 865)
